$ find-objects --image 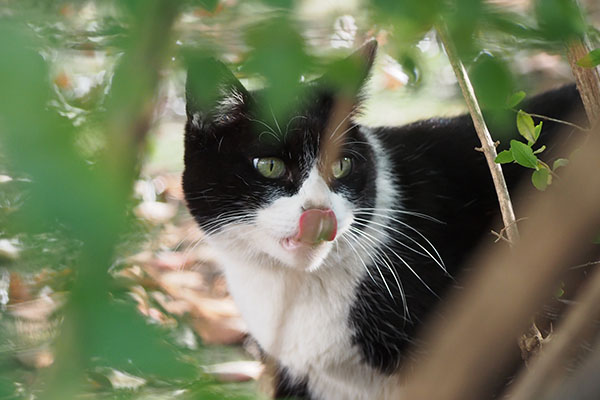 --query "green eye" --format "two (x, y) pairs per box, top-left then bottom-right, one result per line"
(253, 157), (286, 179)
(331, 157), (352, 179)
